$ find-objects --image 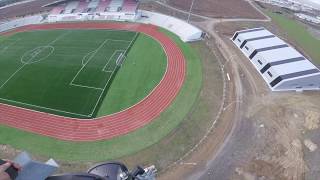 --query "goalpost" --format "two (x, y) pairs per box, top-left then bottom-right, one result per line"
(115, 52), (126, 66)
